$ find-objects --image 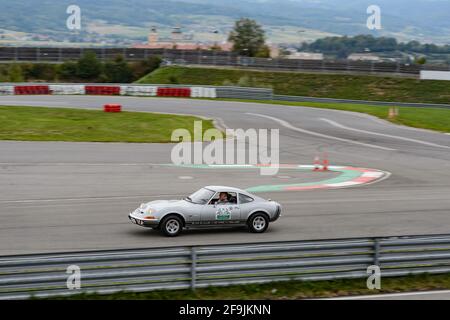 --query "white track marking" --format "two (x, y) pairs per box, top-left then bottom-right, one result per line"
(321, 118), (450, 149)
(324, 181), (360, 187)
(362, 172), (384, 178)
(247, 113), (395, 151)
(324, 290), (450, 300)
(178, 176), (193, 180)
